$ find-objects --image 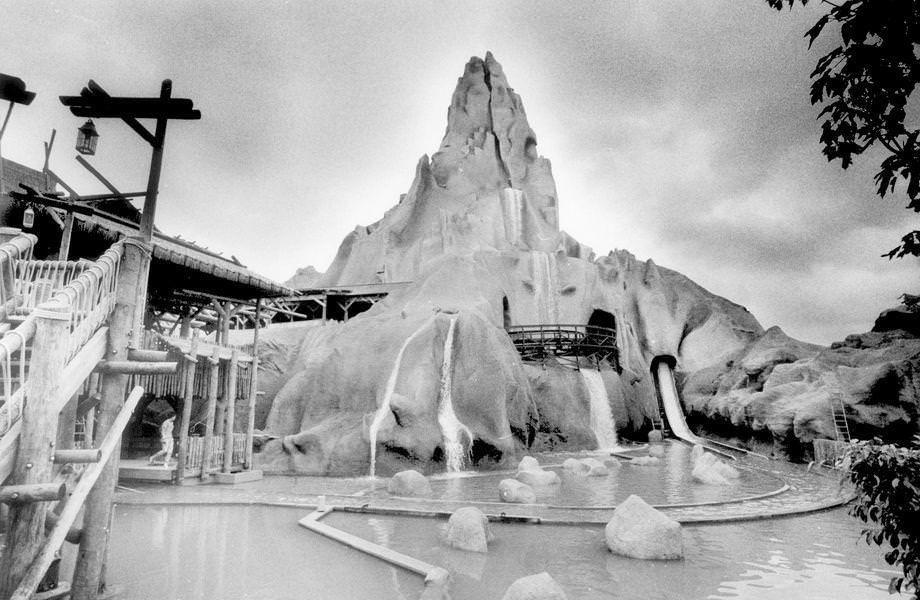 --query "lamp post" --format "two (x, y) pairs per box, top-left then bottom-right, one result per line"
(58, 79), (199, 600)
(0, 74), (36, 199)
